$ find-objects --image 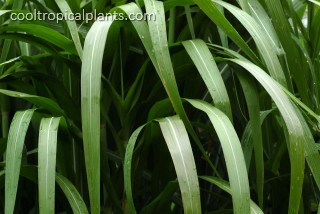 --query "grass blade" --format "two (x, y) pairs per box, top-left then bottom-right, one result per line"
(158, 116), (201, 214)
(232, 59), (305, 213)
(0, 10), (10, 16)
(55, 173), (89, 214)
(214, 0), (287, 87)
(237, 72), (263, 207)
(38, 117), (60, 214)
(0, 89), (65, 116)
(248, 0), (281, 53)
(55, 0), (83, 59)
(142, 0), (216, 171)
(0, 24), (77, 55)
(81, 17), (114, 214)
(200, 176), (263, 214)
(182, 39), (232, 121)
(5, 109), (35, 214)
(264, 0), (311, 106)
(186, 99), (250, 214)
(124, 125), (146, 213)
(193, 0), (260, 64)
